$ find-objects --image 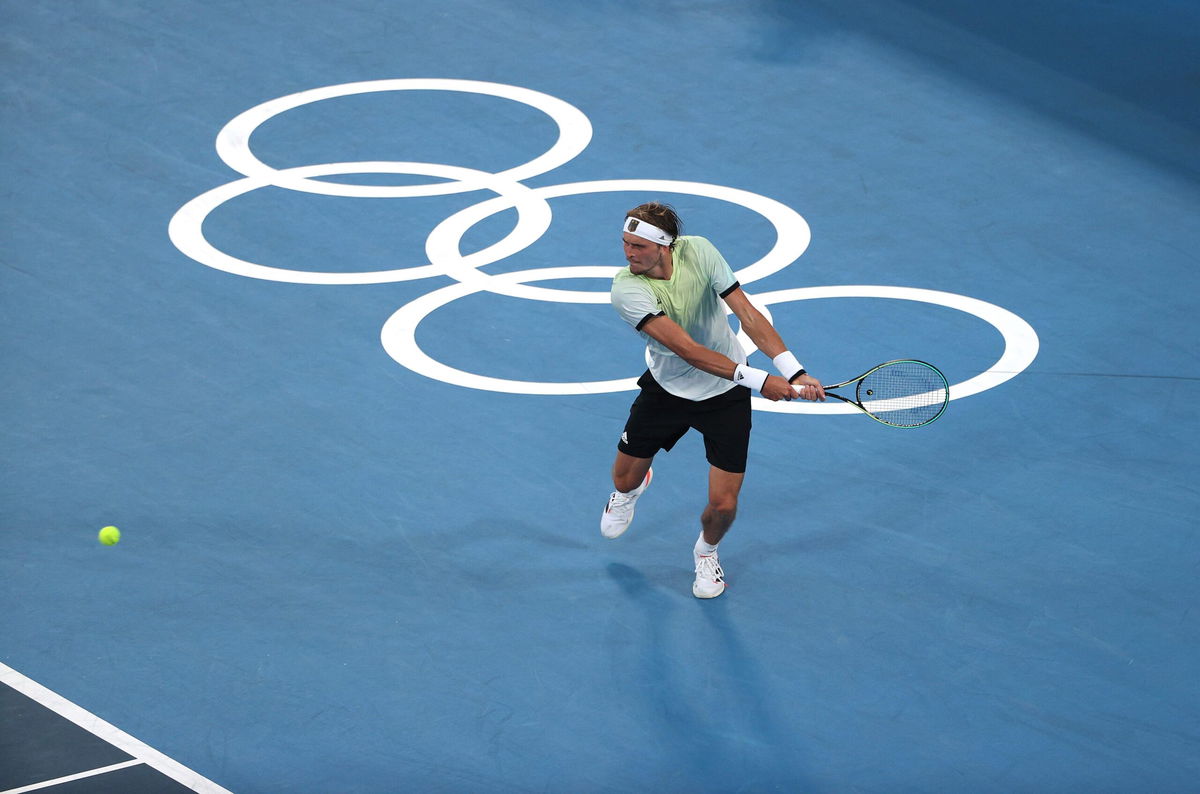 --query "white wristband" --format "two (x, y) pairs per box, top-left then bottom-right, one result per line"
(772, 351), (805, 381)
(733, 364), (769, 393)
